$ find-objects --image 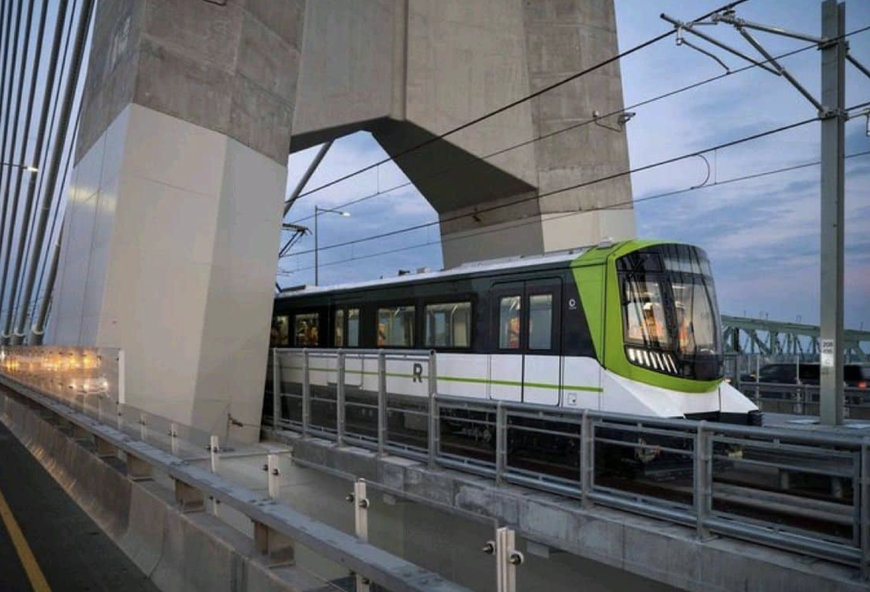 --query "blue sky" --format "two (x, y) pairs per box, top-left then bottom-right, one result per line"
(281, 0), (870, 331)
